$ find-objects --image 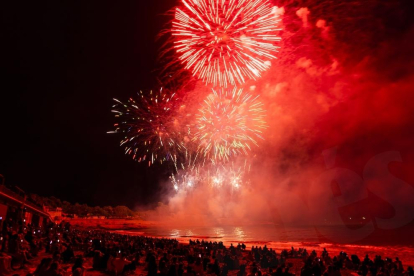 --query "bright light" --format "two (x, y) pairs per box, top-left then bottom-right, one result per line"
(194, 88), (267, 162)
(172, 0), (281, 86)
